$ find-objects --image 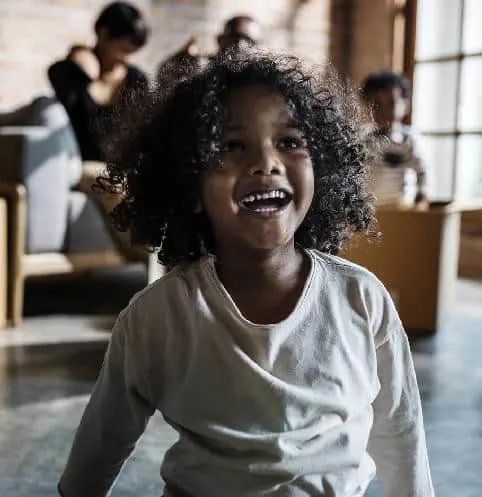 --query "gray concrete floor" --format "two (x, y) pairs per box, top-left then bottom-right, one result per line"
(1, 266), (482, 496)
